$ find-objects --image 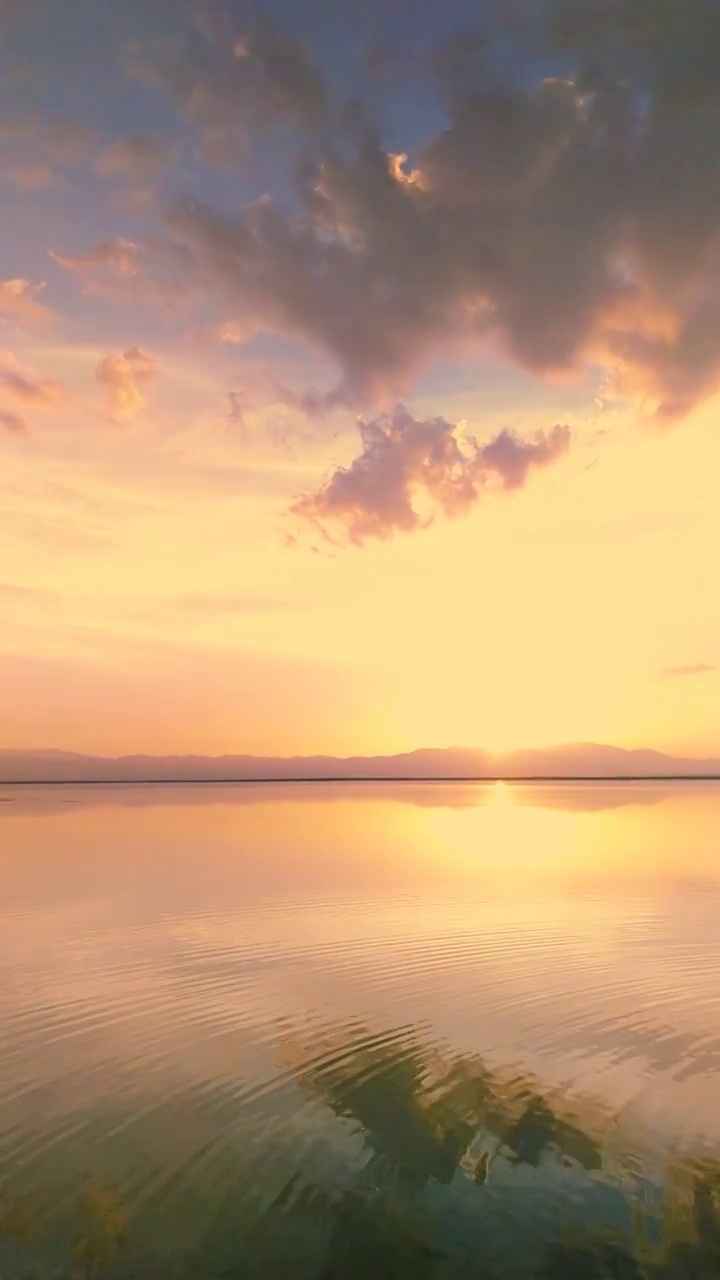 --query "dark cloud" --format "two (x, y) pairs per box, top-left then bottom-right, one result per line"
(291, 406), (570, 544)
(55, 3), (720, 484)
(145, 20), (720, 422)
(551, 0), (720, 110)
(662, 663), (716, 679)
